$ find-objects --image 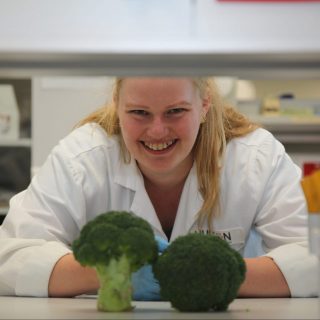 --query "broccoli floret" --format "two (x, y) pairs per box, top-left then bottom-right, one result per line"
(153, 233), (246, 312)
(72, 211), (158, 312)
